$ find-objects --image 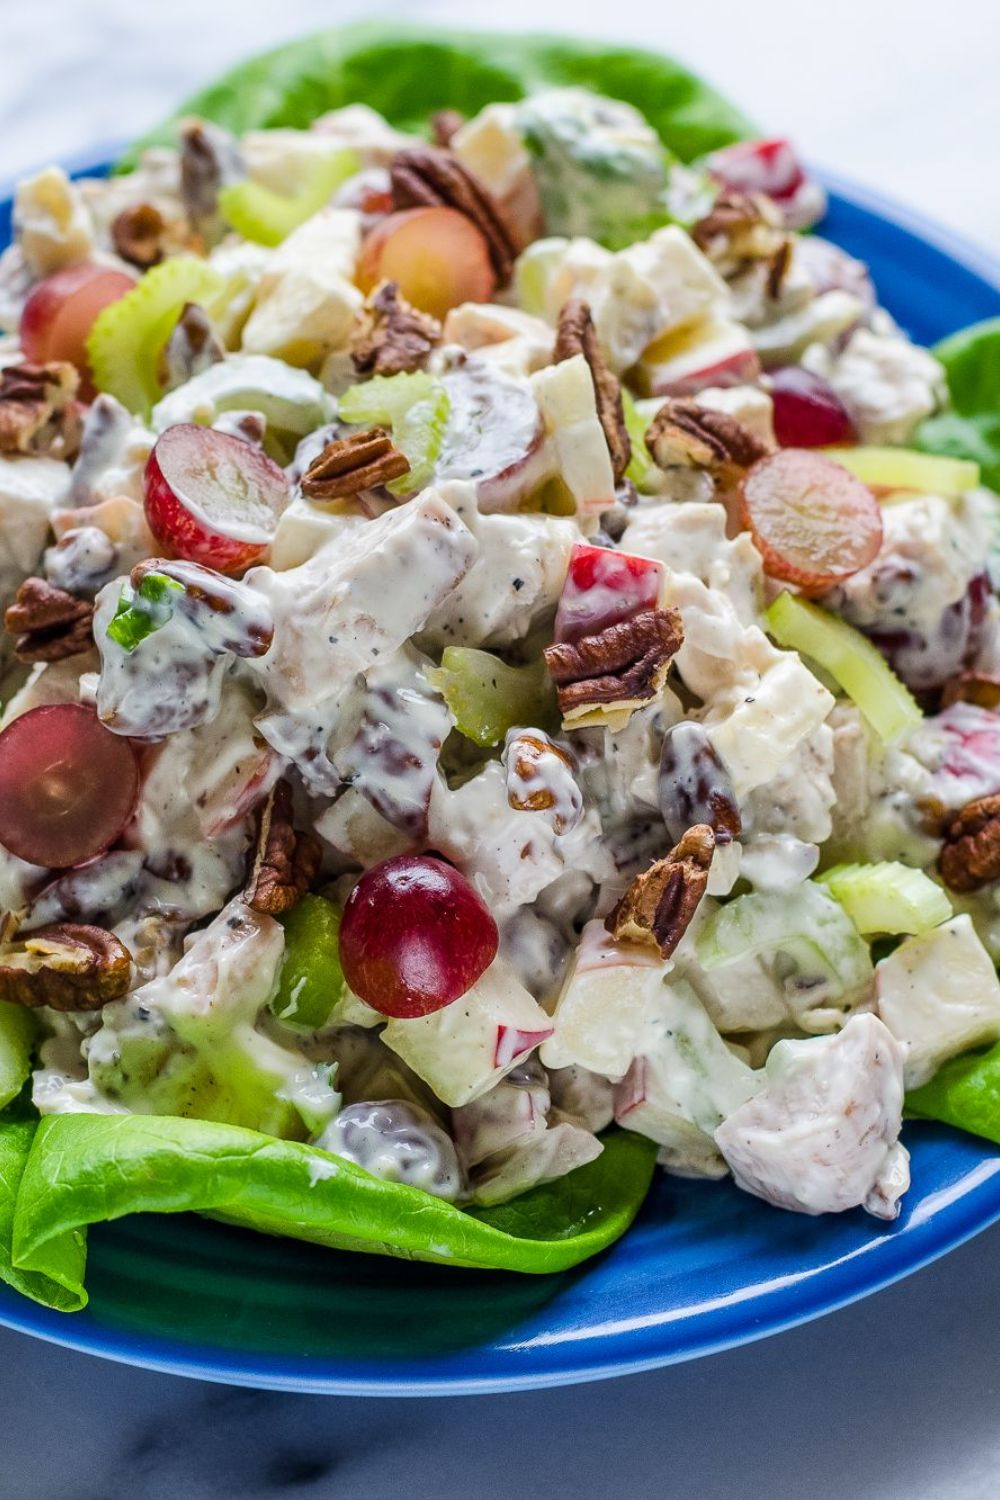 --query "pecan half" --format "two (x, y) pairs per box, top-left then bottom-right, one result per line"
(301, 427), (410, 501)
(939, 794), (1000, 892)
(350, 280), (441, 378)
(554, 298), (631, 483)
(605, 825), (716, 959)
(111, 201), (167, 269)
(645, 398), (770, 481)
(0, 923), (132, 1010)
(389, 145), (516, 282)
(4, 576), (94, 662)
(245, 780), (322, 915)
(544, 607), (684, 731)
(941, 671), (1000, 712)
(0, 361), (83, 460)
